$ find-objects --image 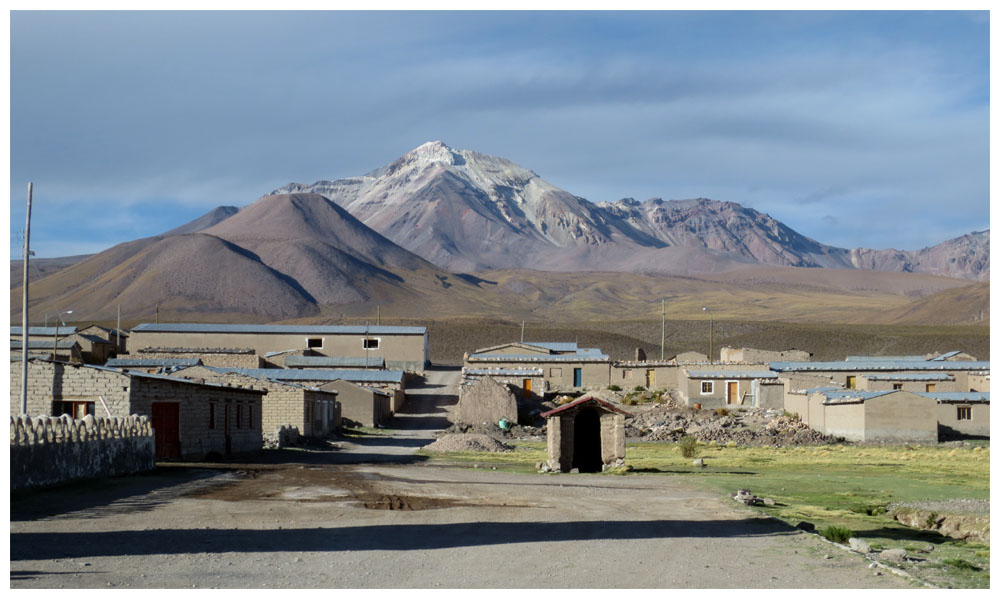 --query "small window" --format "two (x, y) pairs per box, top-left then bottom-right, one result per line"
(892, 383), (903, 390)
(957, 406), (972, 420)
(236, 404), (242, 429)
(307, 338), (323, 349)
(363, 338), (380, 350)
(926, 383), (936, 392)
(623, 369), (632, 379)
(53, 400), (95, 419)
(209, 402), (216, 429)
(701, 381), (714, 395)
(846, 376), (857, 389)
